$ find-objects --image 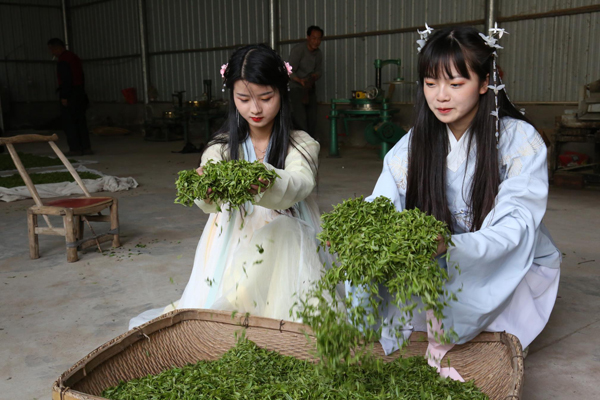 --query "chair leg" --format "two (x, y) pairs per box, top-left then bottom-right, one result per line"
(110, 198), (120, 248)
(27, 211), (39, 259)
(64, 210), (79, 263)
(74, 216), (85, 241)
